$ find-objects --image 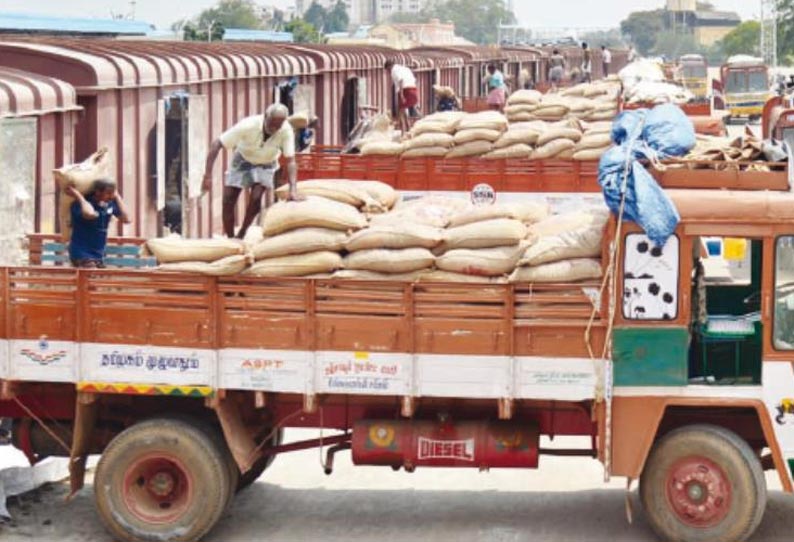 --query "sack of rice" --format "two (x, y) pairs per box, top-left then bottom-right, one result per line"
(275, 180), (382, 212)
(436, 245), (525, 277)
(494, 128), (541, 149)
(446, 140), (493, 158)
(350, 180), (399, 210)
(405, 132), (455, 150)
(345, 223), (444, 251)
(145, 237), (246, 264)
(445, 219), (527, 250)
(252, 228), (348, 260)
(55, 148), (112, 241)
(530, 139), (576, 160)
(371, 195), (470, 228)
(572, 148), (610, 161)
(344, 248), (435, 274)
(411, 122), (457, 136)
(448, 201), (548, 227)
(402, 146), (450, 158)
(454, 129), (502, 144)
(504, 104), (539, 116)
(483, 143), (532, 160)
(262, 197), (367, 236)
(509, 258), (602, 283)
(532, 104), (570, 120)
(584, 121), (613, 133)
(507, 89), (543, 106)
(433, 85), (456, 99)
(288, 111), (310, 130)
(157, 254), (252, 276)
(576, 132), (613, 151)
(506, 113), (537, 123)
(419, 270), (507, 284)
(536, 128), (583, 147)
(333, 269), (427, 282)
(361, 141), (405, 156)
(561, 84), (588, 97)
(245, 251), (343, 277)
(457, 111), (509, 132)
(556, 148), (575, 159)
(243, 225), (265, 250)
(522, 212), (607, 266)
